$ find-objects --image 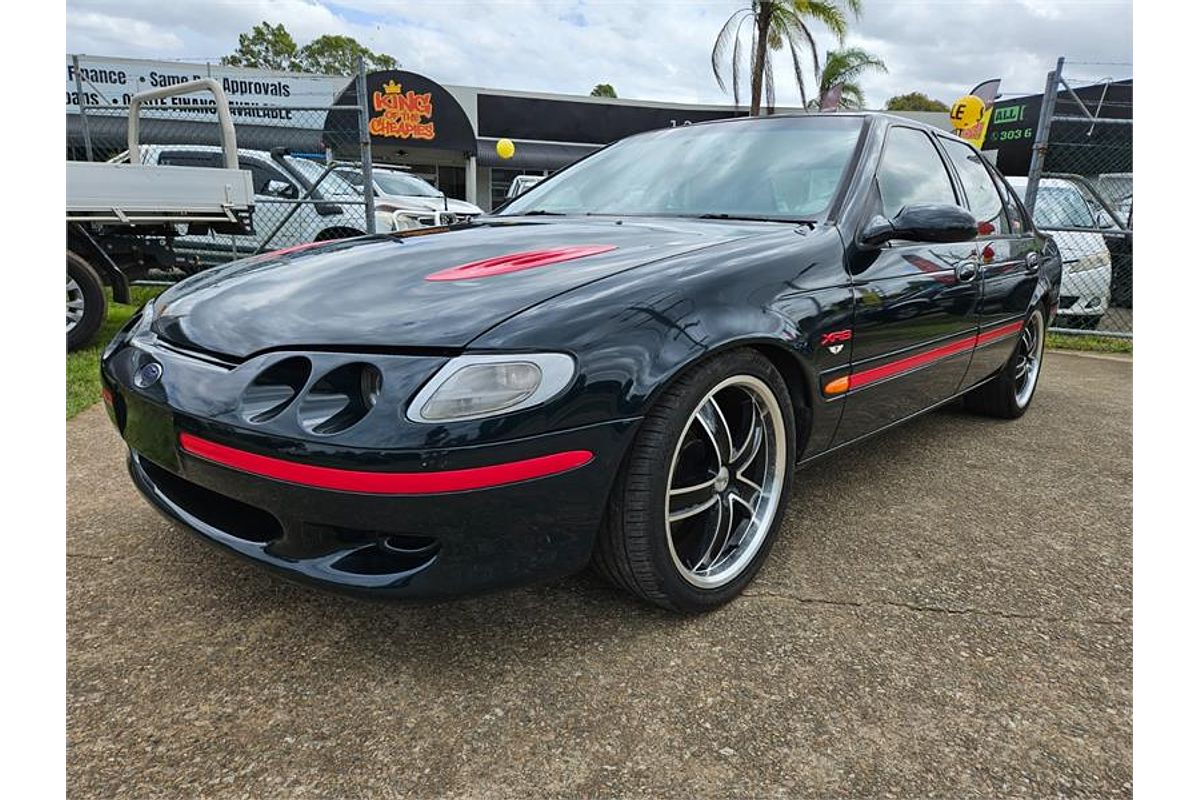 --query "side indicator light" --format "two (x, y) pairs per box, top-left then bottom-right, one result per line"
(824, 376), (850, 396)
(425, 245), (617, 281)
